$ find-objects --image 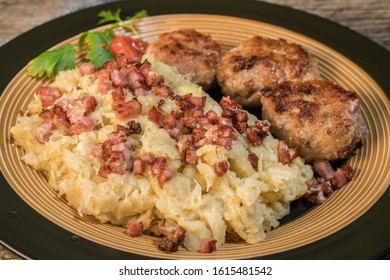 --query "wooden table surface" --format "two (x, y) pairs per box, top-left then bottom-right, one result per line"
(0, 0), (389, 260)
